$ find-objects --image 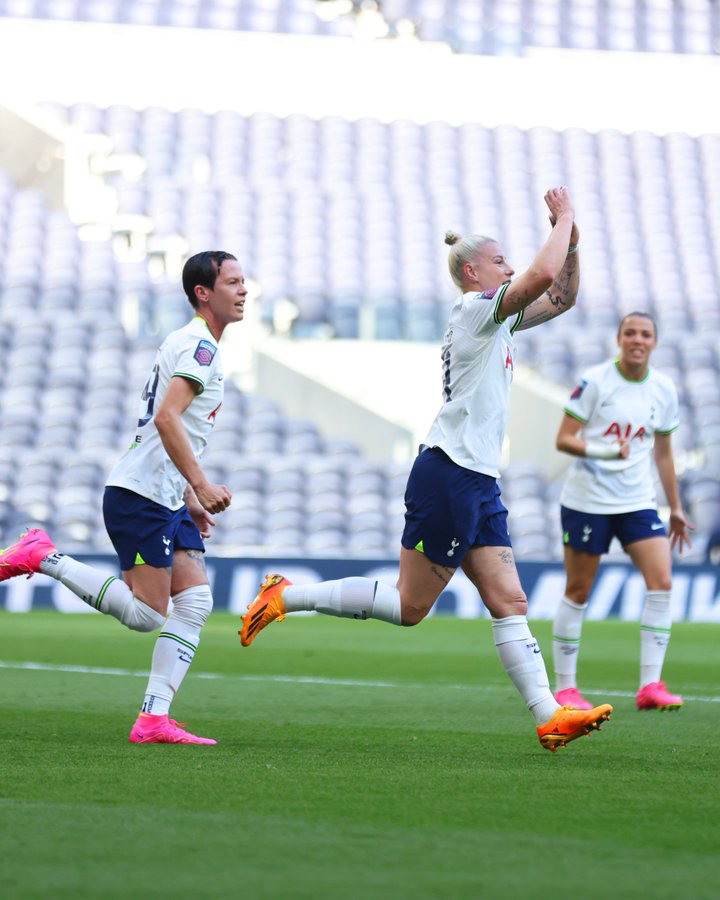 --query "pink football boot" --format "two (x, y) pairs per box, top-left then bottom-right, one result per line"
(636, 681), (683, 711)
(129, 712), (217, 745)
(554, 687), (594, 710)
(0, 529), (57, 580)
